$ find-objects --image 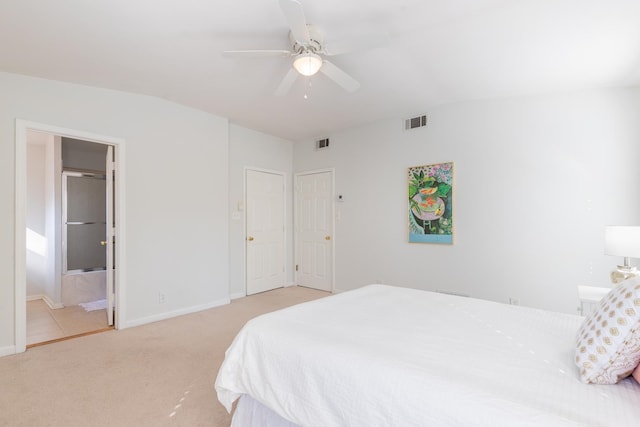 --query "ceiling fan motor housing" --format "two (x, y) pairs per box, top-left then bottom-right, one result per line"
(290, 25), (324, 54)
